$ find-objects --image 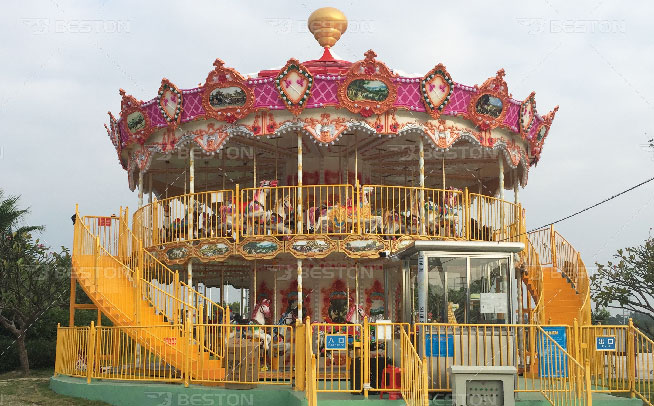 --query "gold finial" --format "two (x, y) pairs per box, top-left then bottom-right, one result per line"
(308, 7), (348, 48)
